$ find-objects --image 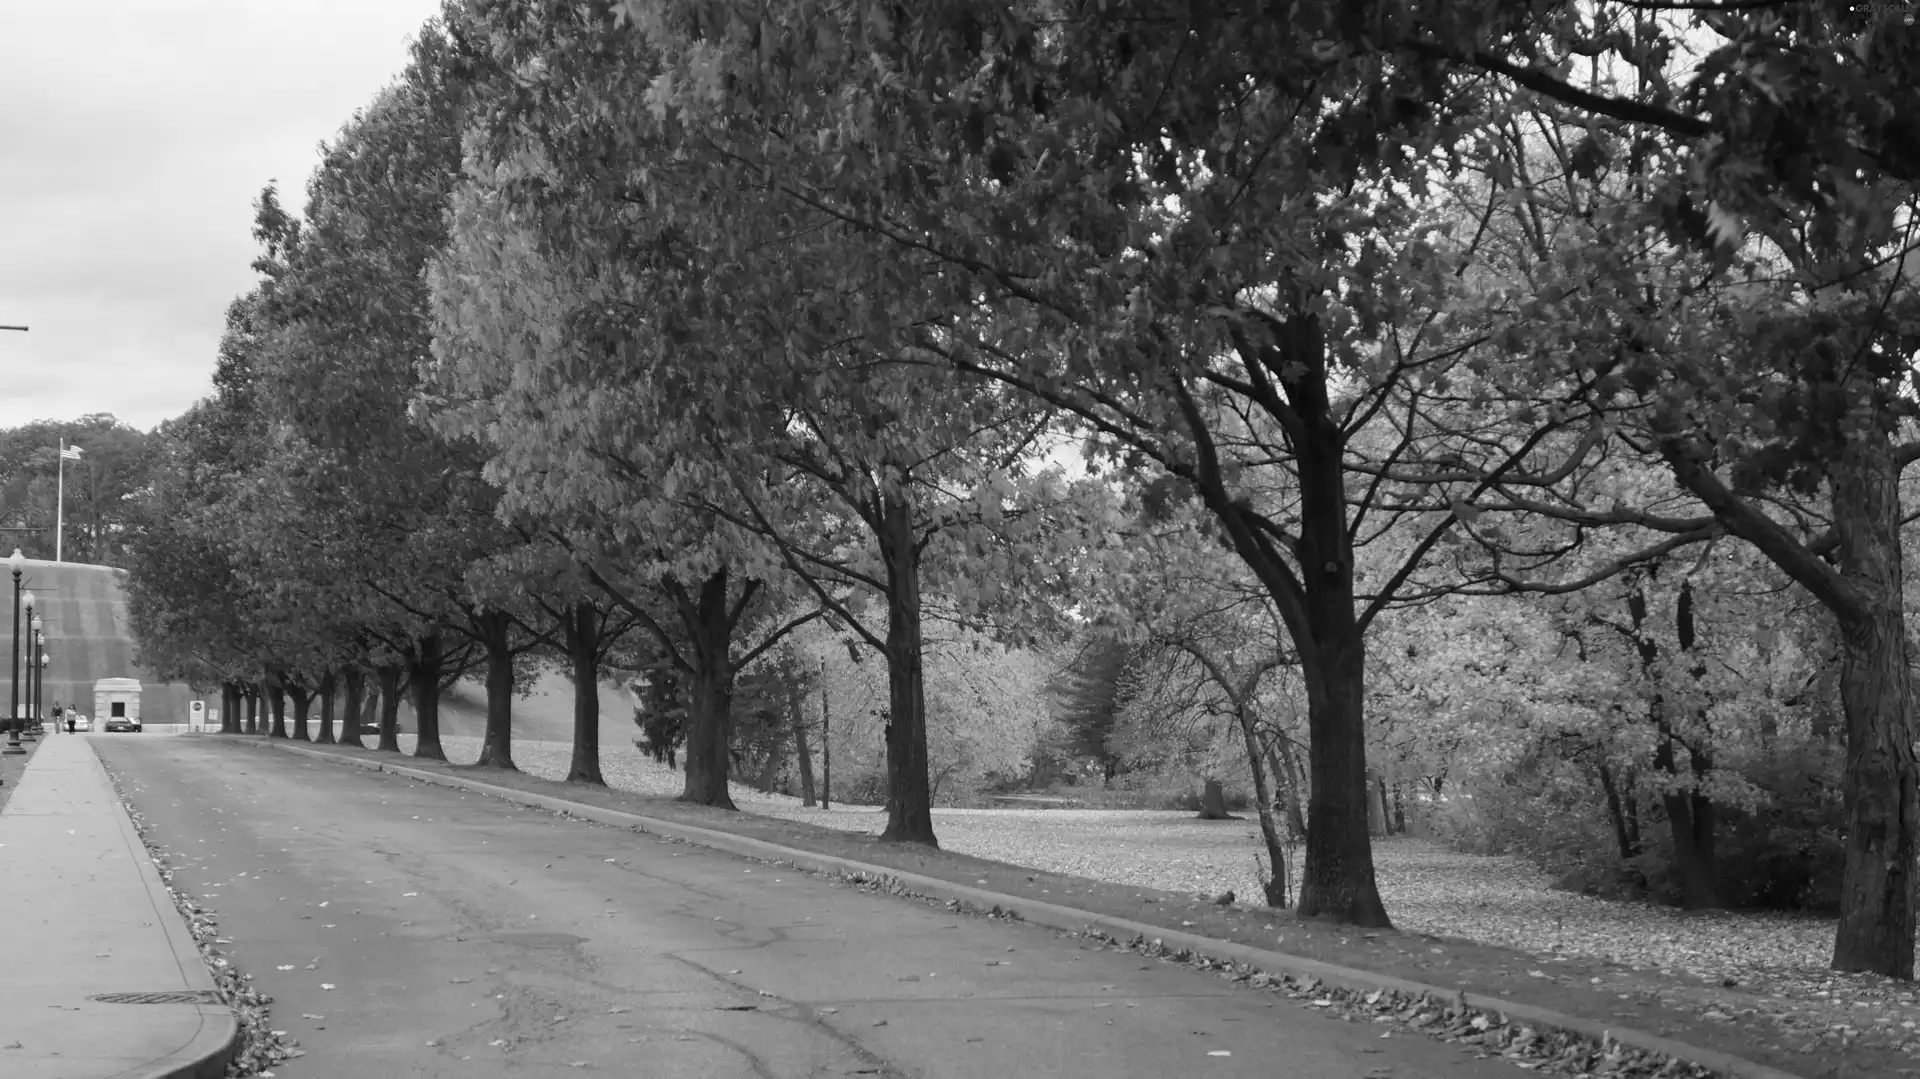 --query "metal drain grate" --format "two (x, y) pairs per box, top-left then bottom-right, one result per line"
(90, 991), (224, 1005)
